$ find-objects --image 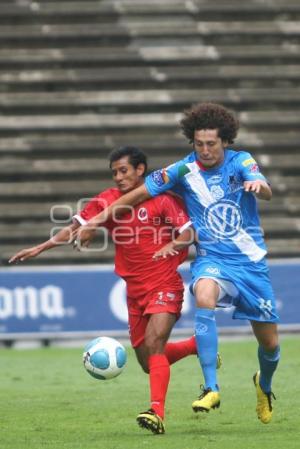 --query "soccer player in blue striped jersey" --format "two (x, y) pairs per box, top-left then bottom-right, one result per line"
(76, 103), (280, 424)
